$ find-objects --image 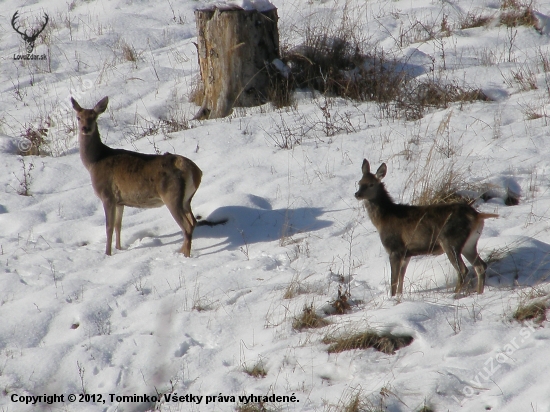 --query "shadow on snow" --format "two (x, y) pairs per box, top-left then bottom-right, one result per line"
(194, 204), (332, 254)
